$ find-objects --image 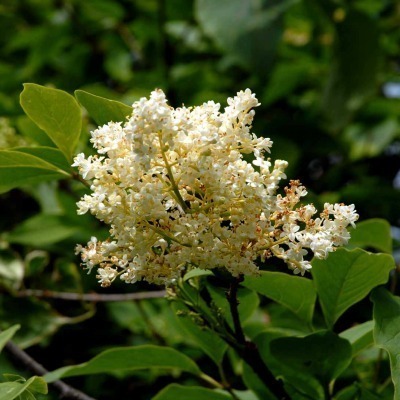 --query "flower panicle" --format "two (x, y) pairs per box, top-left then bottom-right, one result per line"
(73, 89), (358, 287)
